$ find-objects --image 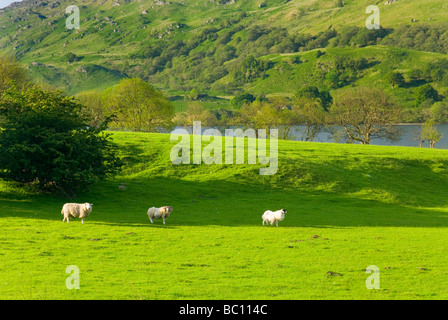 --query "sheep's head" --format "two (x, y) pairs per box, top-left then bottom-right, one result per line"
(85, 203), (93, 212)
(281, 209), (287, 214)
(162, 206), (173, 214)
